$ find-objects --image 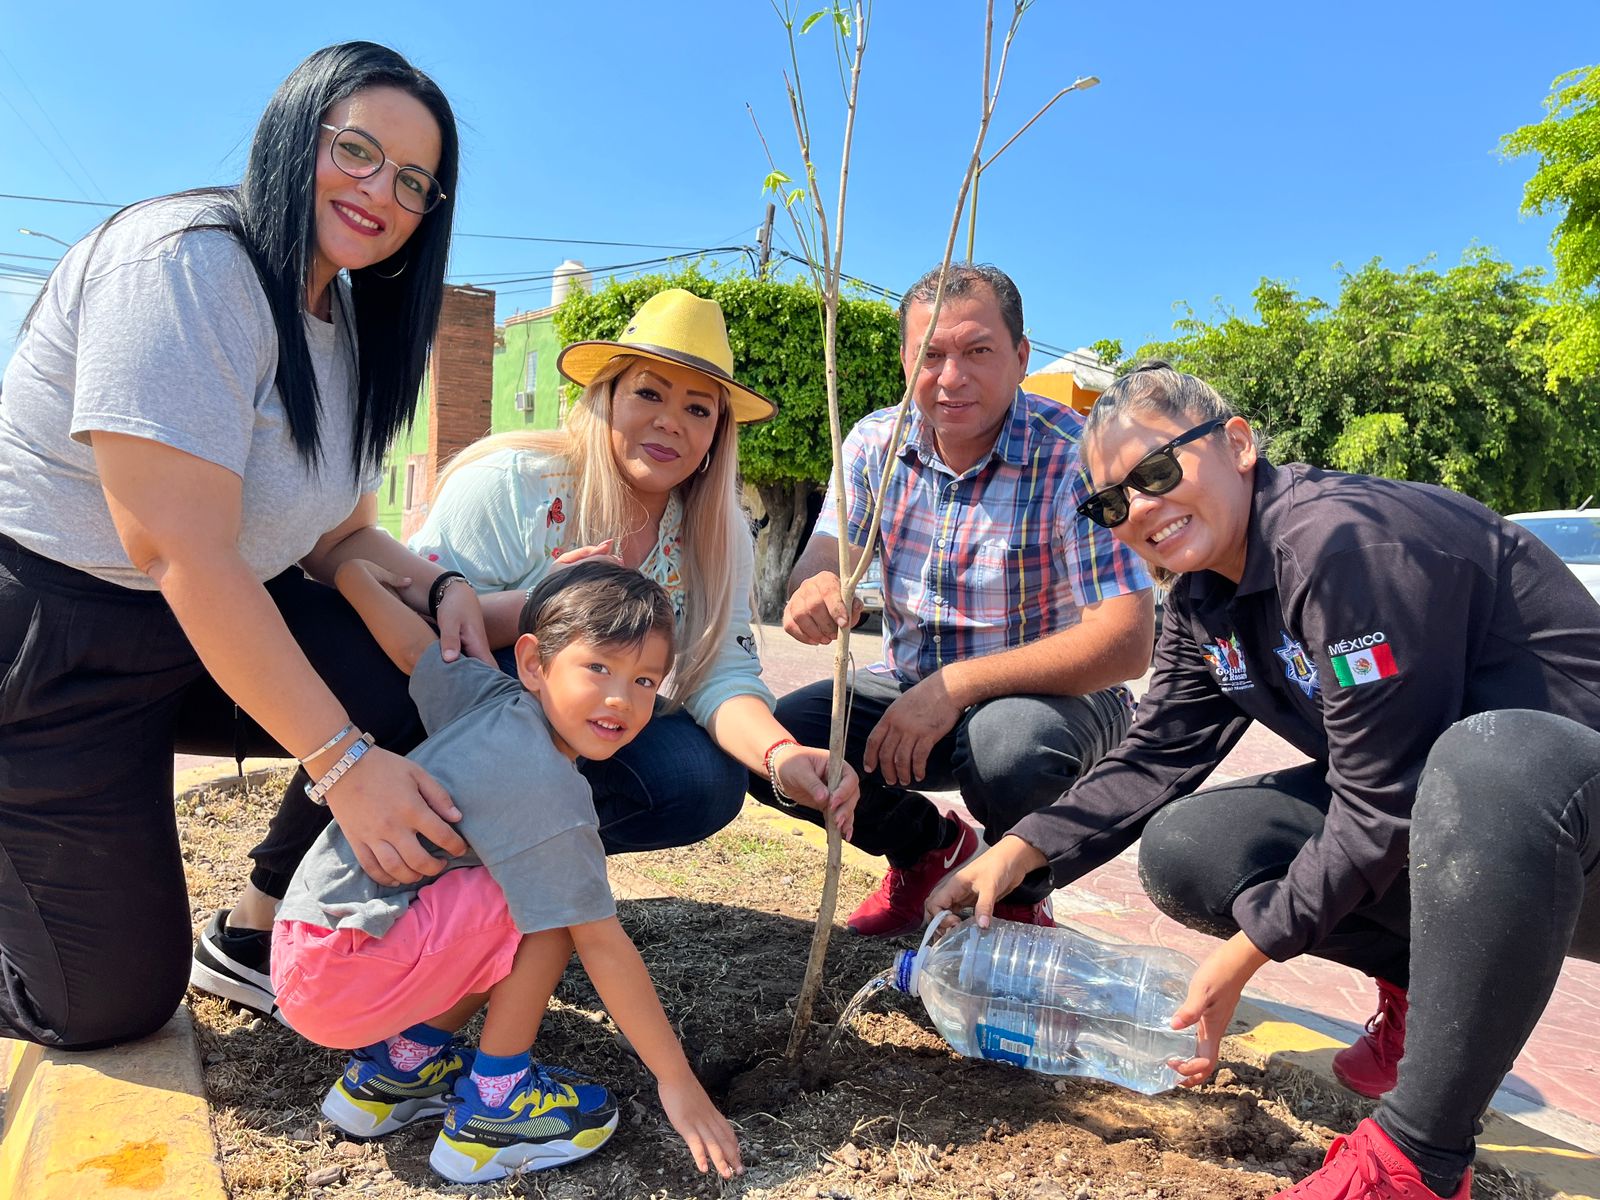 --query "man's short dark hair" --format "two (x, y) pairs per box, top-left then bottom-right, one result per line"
(897, 263), (1025, 348)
